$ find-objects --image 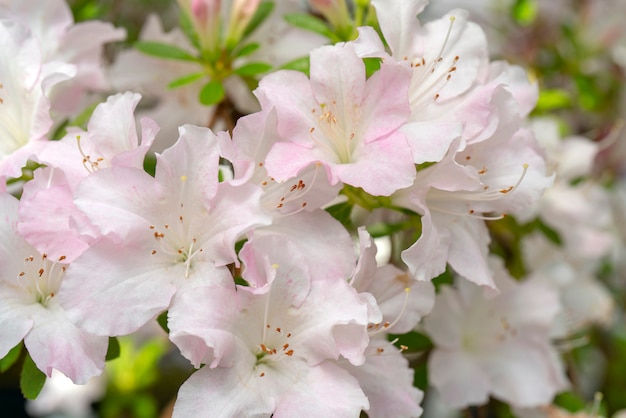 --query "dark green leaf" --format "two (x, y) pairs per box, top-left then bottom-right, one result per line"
(0, 342), (23, 372)
(157, 311), (170, 333)
(279, 56), (310, 76)
(388, 331), (433, 353)
(325, 201), (354, 229)
(242, 2), (275, 40)
(198, 80), (225, 106)
(554, 391), (588, 413)
(284, 13), (337, 41)
(135, 41), (198, 62)
(233, 62), (272, 76)
(168, 72), (205, 89)
(20, 353), (46, 400)
(234, 42), (261, 58)
(106, 337), (121, 361)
